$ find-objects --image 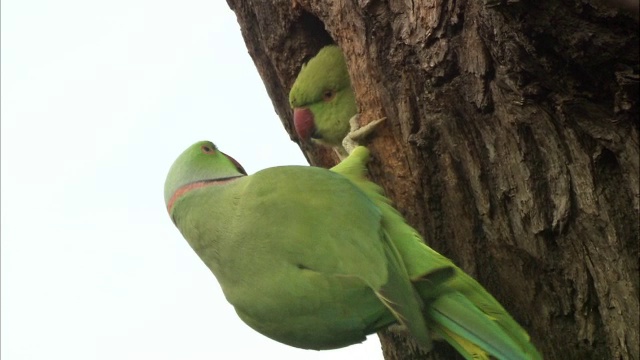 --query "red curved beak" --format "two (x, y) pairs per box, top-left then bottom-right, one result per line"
(293, 108), (316, 141)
